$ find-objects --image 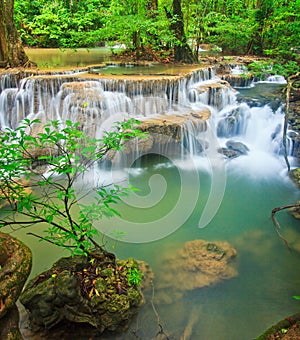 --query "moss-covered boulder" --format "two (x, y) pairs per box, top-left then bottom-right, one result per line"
(20, 250), (145, 334)
(0, 232), (32, 319)
(0, 305), (23, 340)
(254, 313), (300, 339)
(290, 168), (300, 189)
